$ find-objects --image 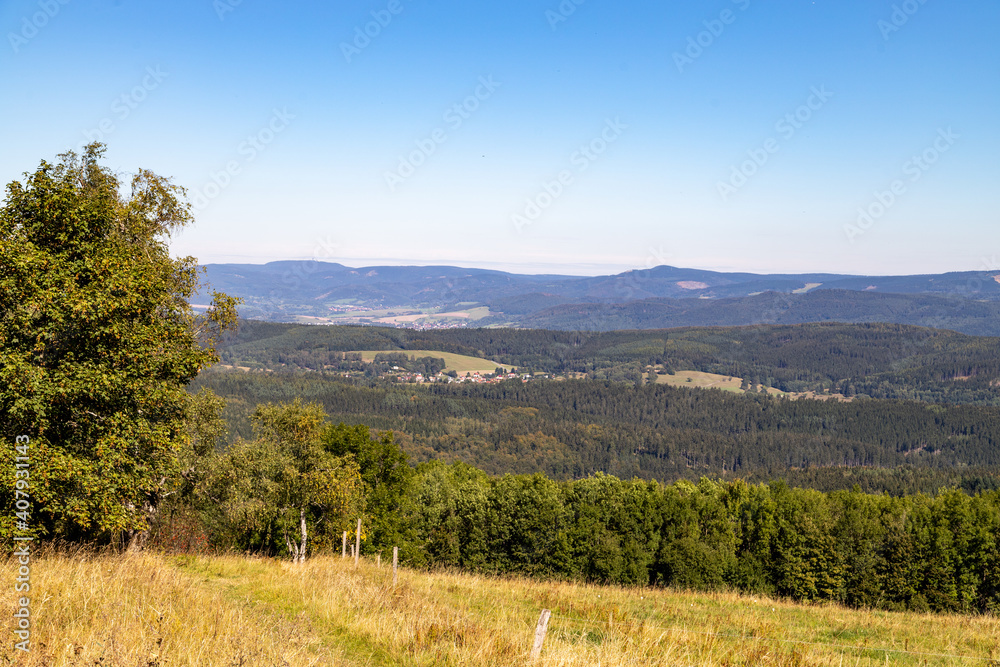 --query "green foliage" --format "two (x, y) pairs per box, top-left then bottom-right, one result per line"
(191, 372), (1000, 493)
(0, 144), (238, 544)
(484, 473), (571, 577)
(405, 460), (490, 568)
(180, 371), (1000, 612)
(322, 422), (412, 554)
(397, 462), (1000, 614)
(213, 321), (1000, 405)
(201, 400), (361, 560)
(369, 352), (446, 376)
(148, 388), (228, 551)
